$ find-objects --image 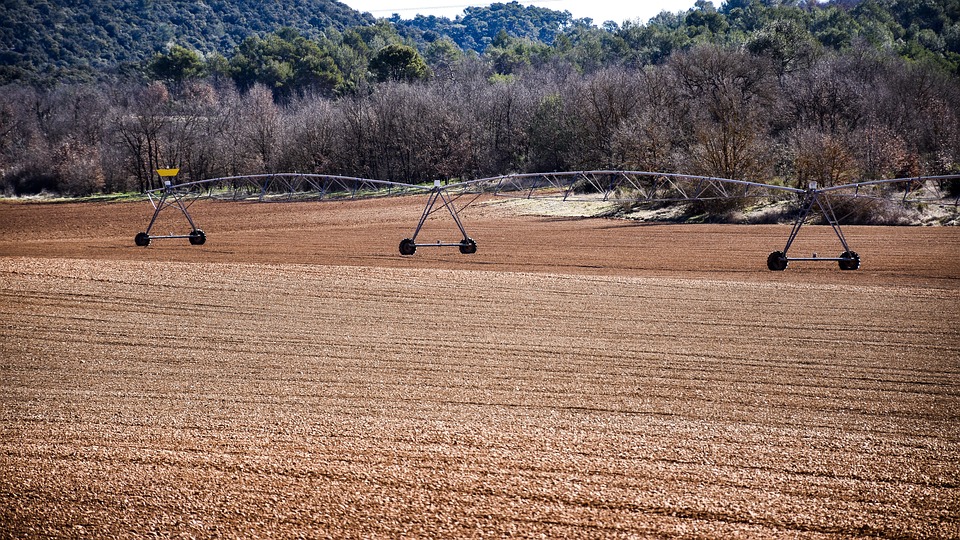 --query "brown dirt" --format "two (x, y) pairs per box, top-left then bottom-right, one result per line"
(1, 197), (959, 538)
